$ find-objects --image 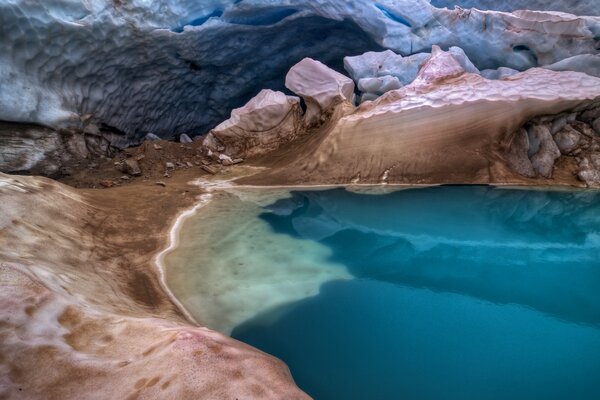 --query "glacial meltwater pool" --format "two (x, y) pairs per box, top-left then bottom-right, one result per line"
(164, 185), (600, 399)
